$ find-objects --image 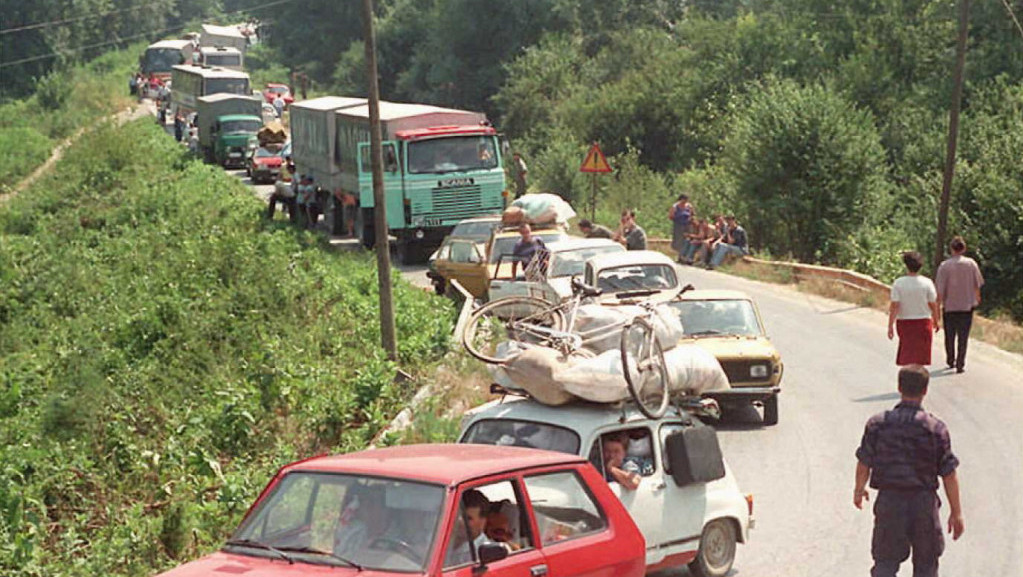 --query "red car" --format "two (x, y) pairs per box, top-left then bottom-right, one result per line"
(154, 444), (646, 577)
(246, 147), (283, 184)
(263, 83), (294, 106)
